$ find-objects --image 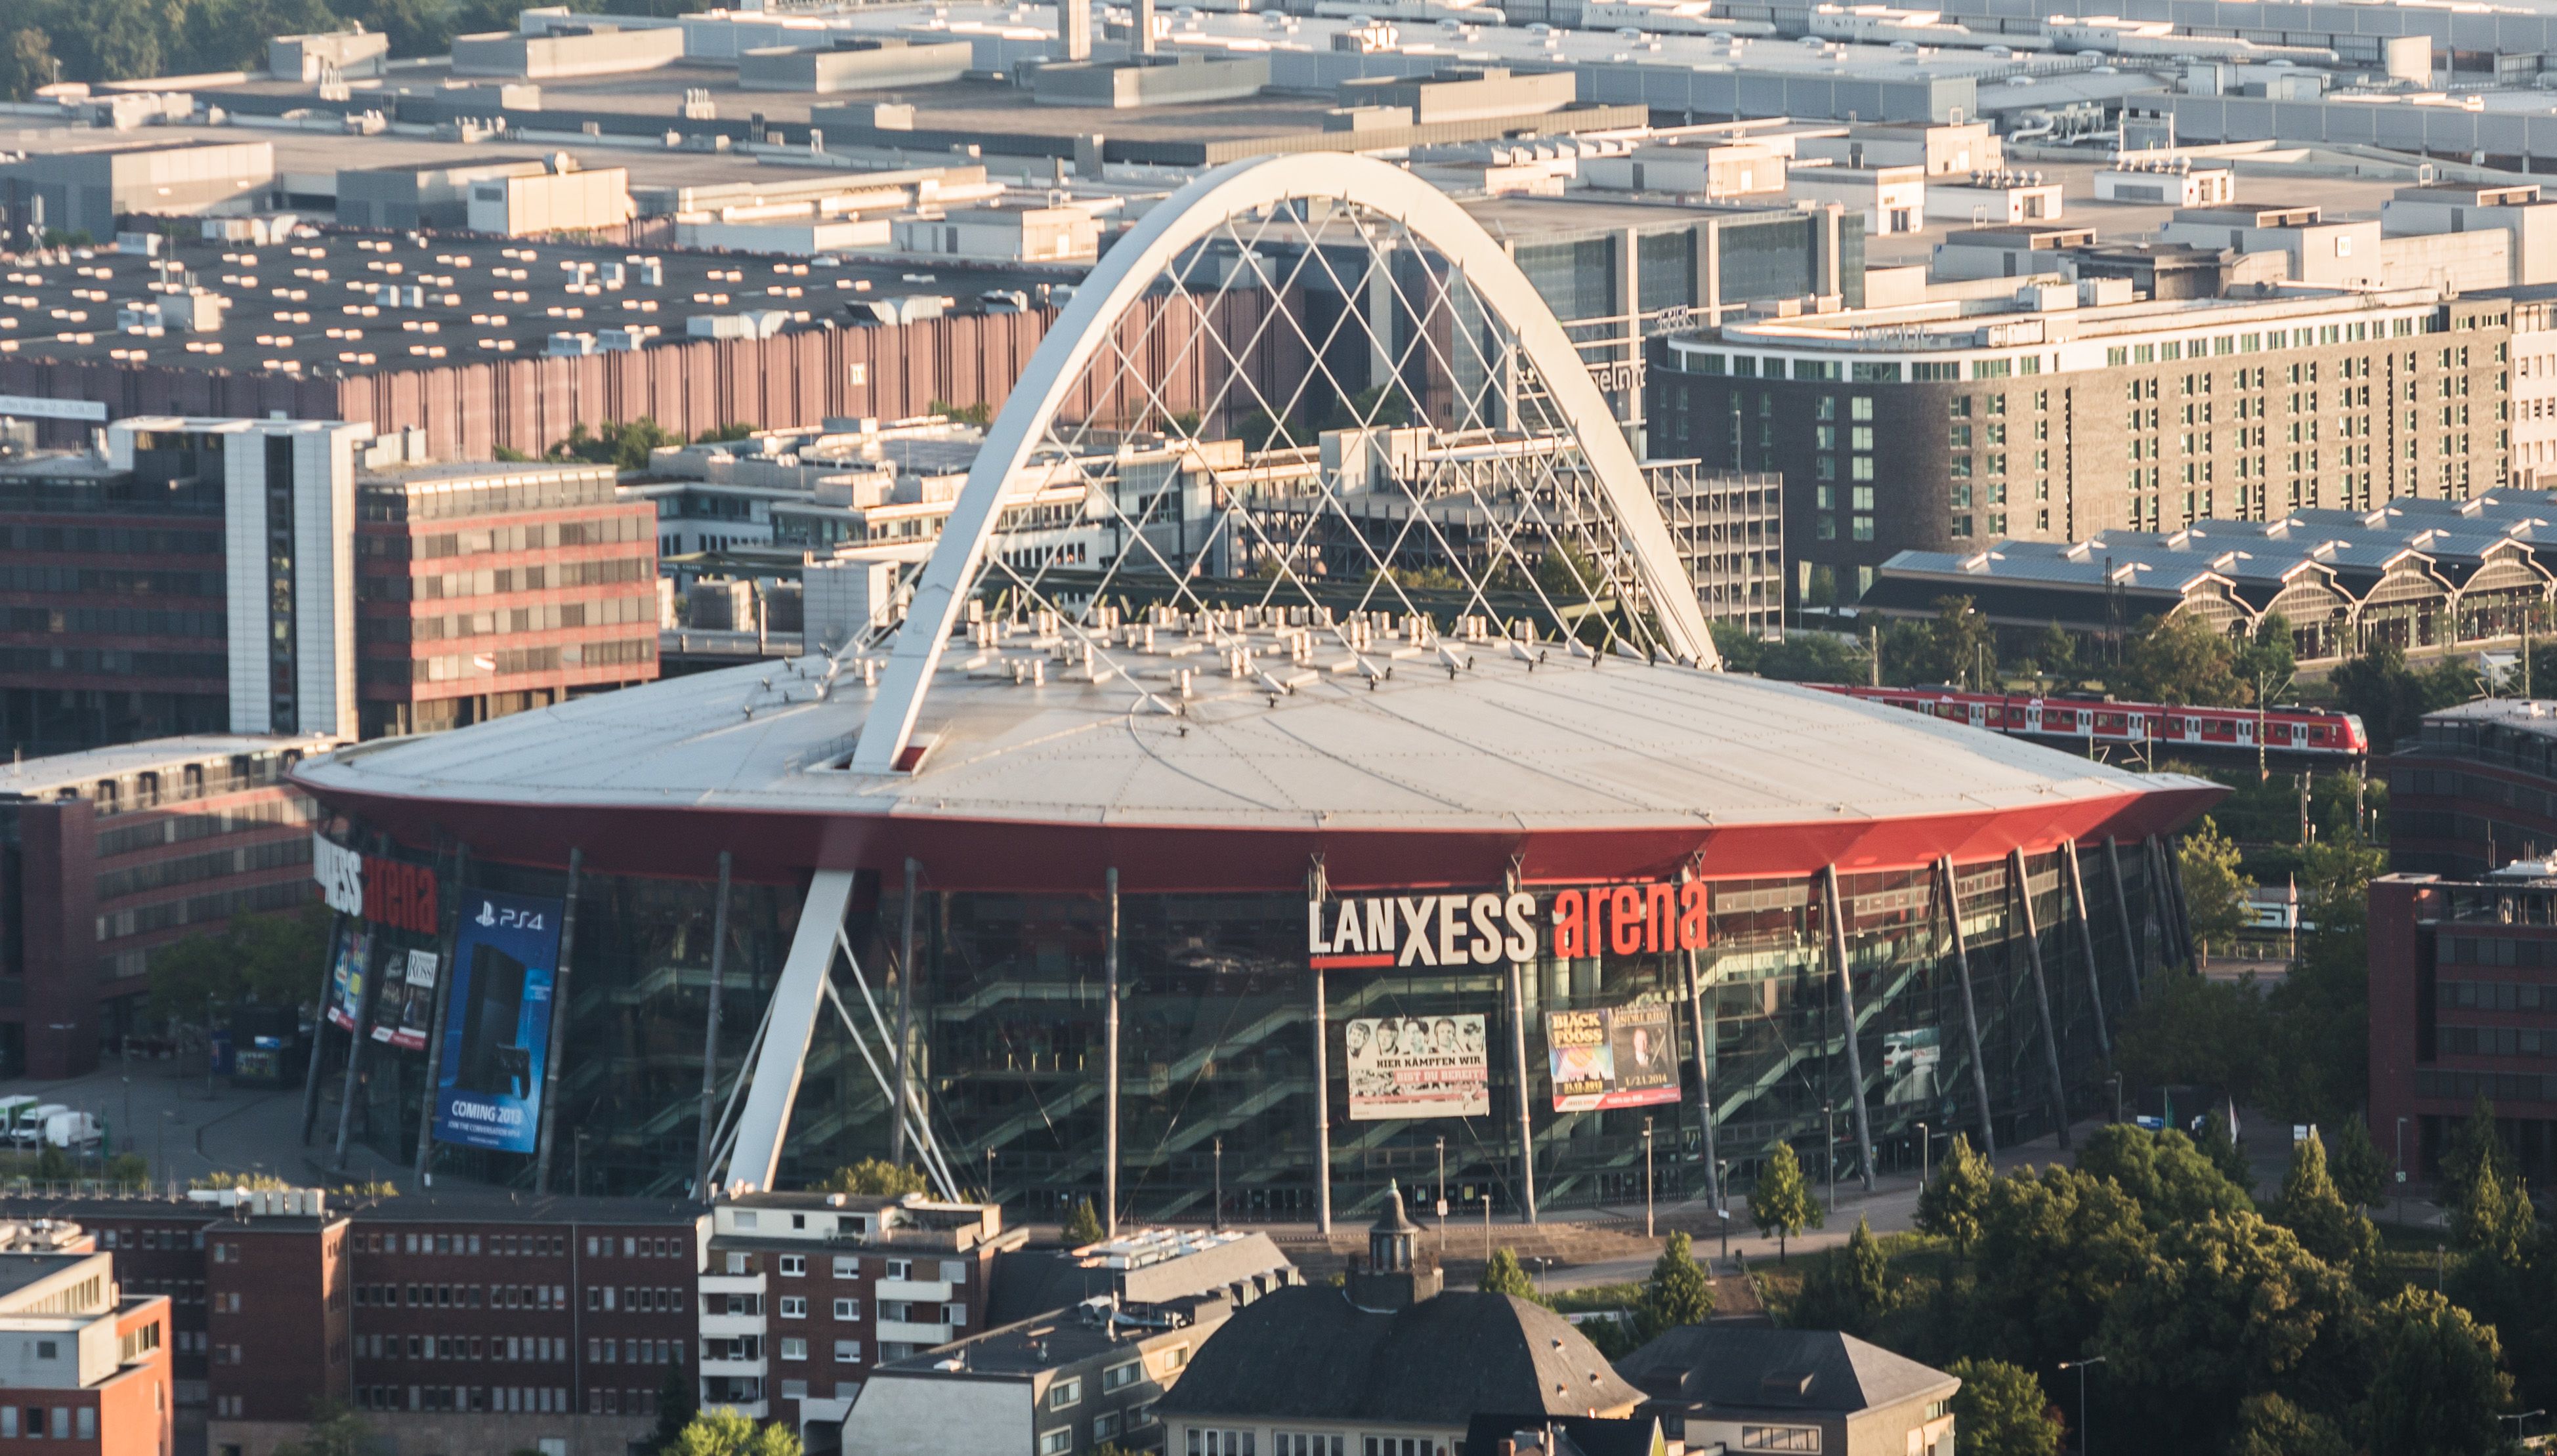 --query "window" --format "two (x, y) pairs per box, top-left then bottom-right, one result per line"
(1040, 1430), (1074, 1456)
(943, 1302), (968, 1326)
(780, 1339), (807, 1362)
(780, 1256), (805, 1278)
(1051, 1379), (1082, 1409)
(1191, 1432), (1256, 1456)
(780, 1297), (807, 1319)
(1850, 396), (1873, 421)
(1103, 1361), (1143, 1392)
(1095, 1414), (1124, 1442)
(834, 1299), (862, 1321)
(1741, 1428), (1821, 1453)
(1156, 1345), (1190, 1375)
(832, 1257), (858, 1279)
(1275, 1438), (1343, 1456)
(781, 1380), (808, 1400)
(1364, 1441), (1429, 1456)
(885, 1260), (910, 1280)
